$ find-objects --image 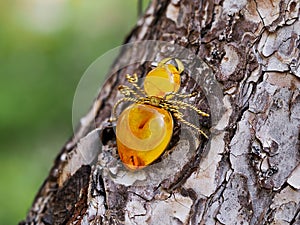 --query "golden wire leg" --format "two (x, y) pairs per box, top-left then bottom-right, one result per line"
(157, 58), (184, 74)
(168, 99), (209, 117)
(173, 113), (209, 139)
(125, 73), (146, 97)
(109, 97), (138, 122)
(165, 91), (197, 99)
(118, 85), (142, 98)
